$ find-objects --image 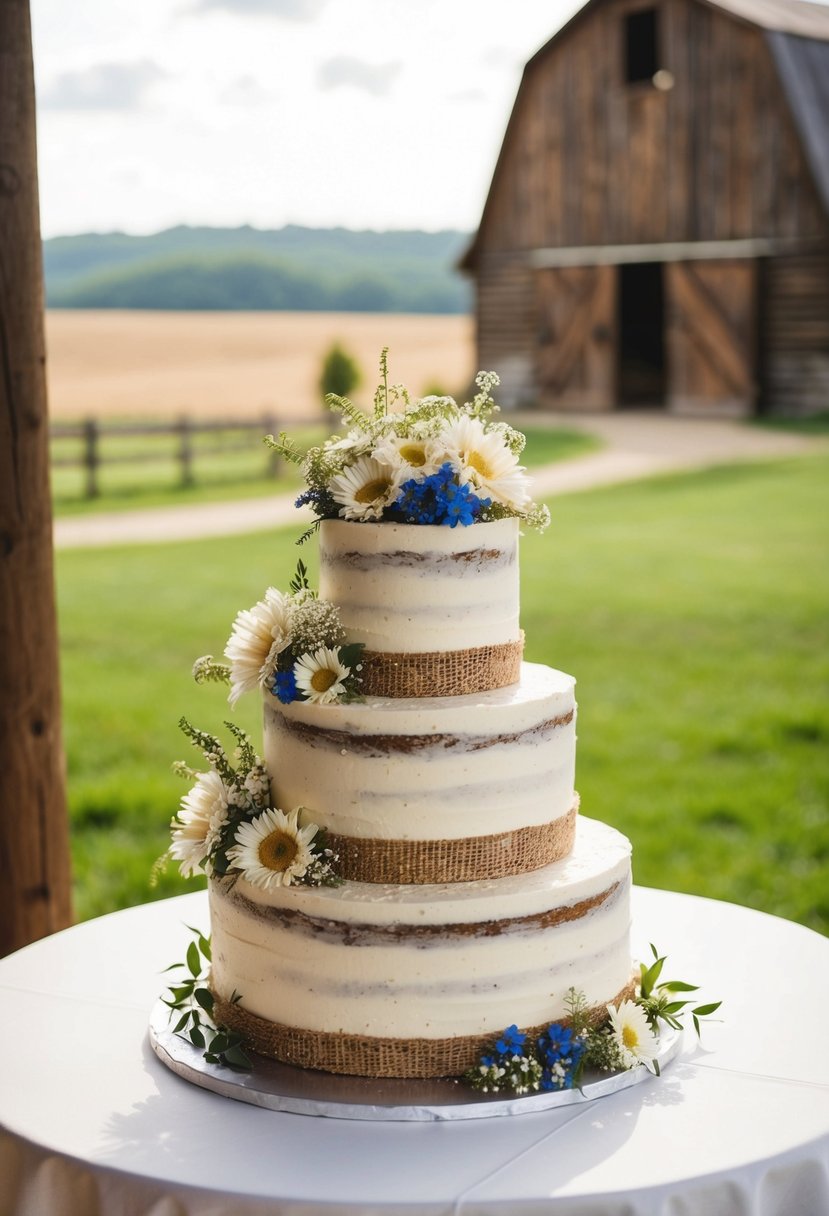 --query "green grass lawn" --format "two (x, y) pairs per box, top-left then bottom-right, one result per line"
(56, 452), (829, 931)
(51, 423), (599, 516)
